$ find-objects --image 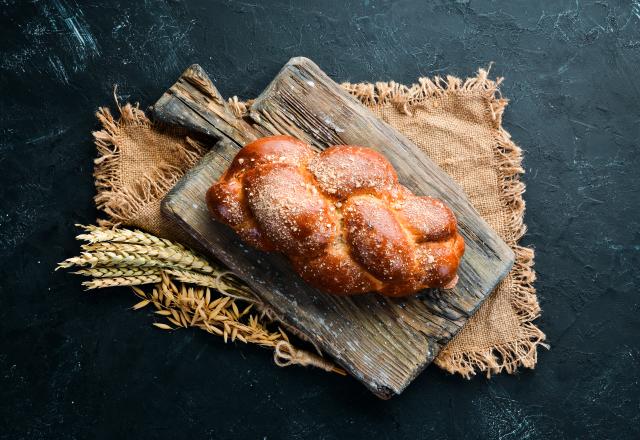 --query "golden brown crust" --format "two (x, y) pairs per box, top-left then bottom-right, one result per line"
(206, 135), (465, 296)
(308, 146), (398, 199)
(244, 163), (336, 257)
(343, 196), (415, 284)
